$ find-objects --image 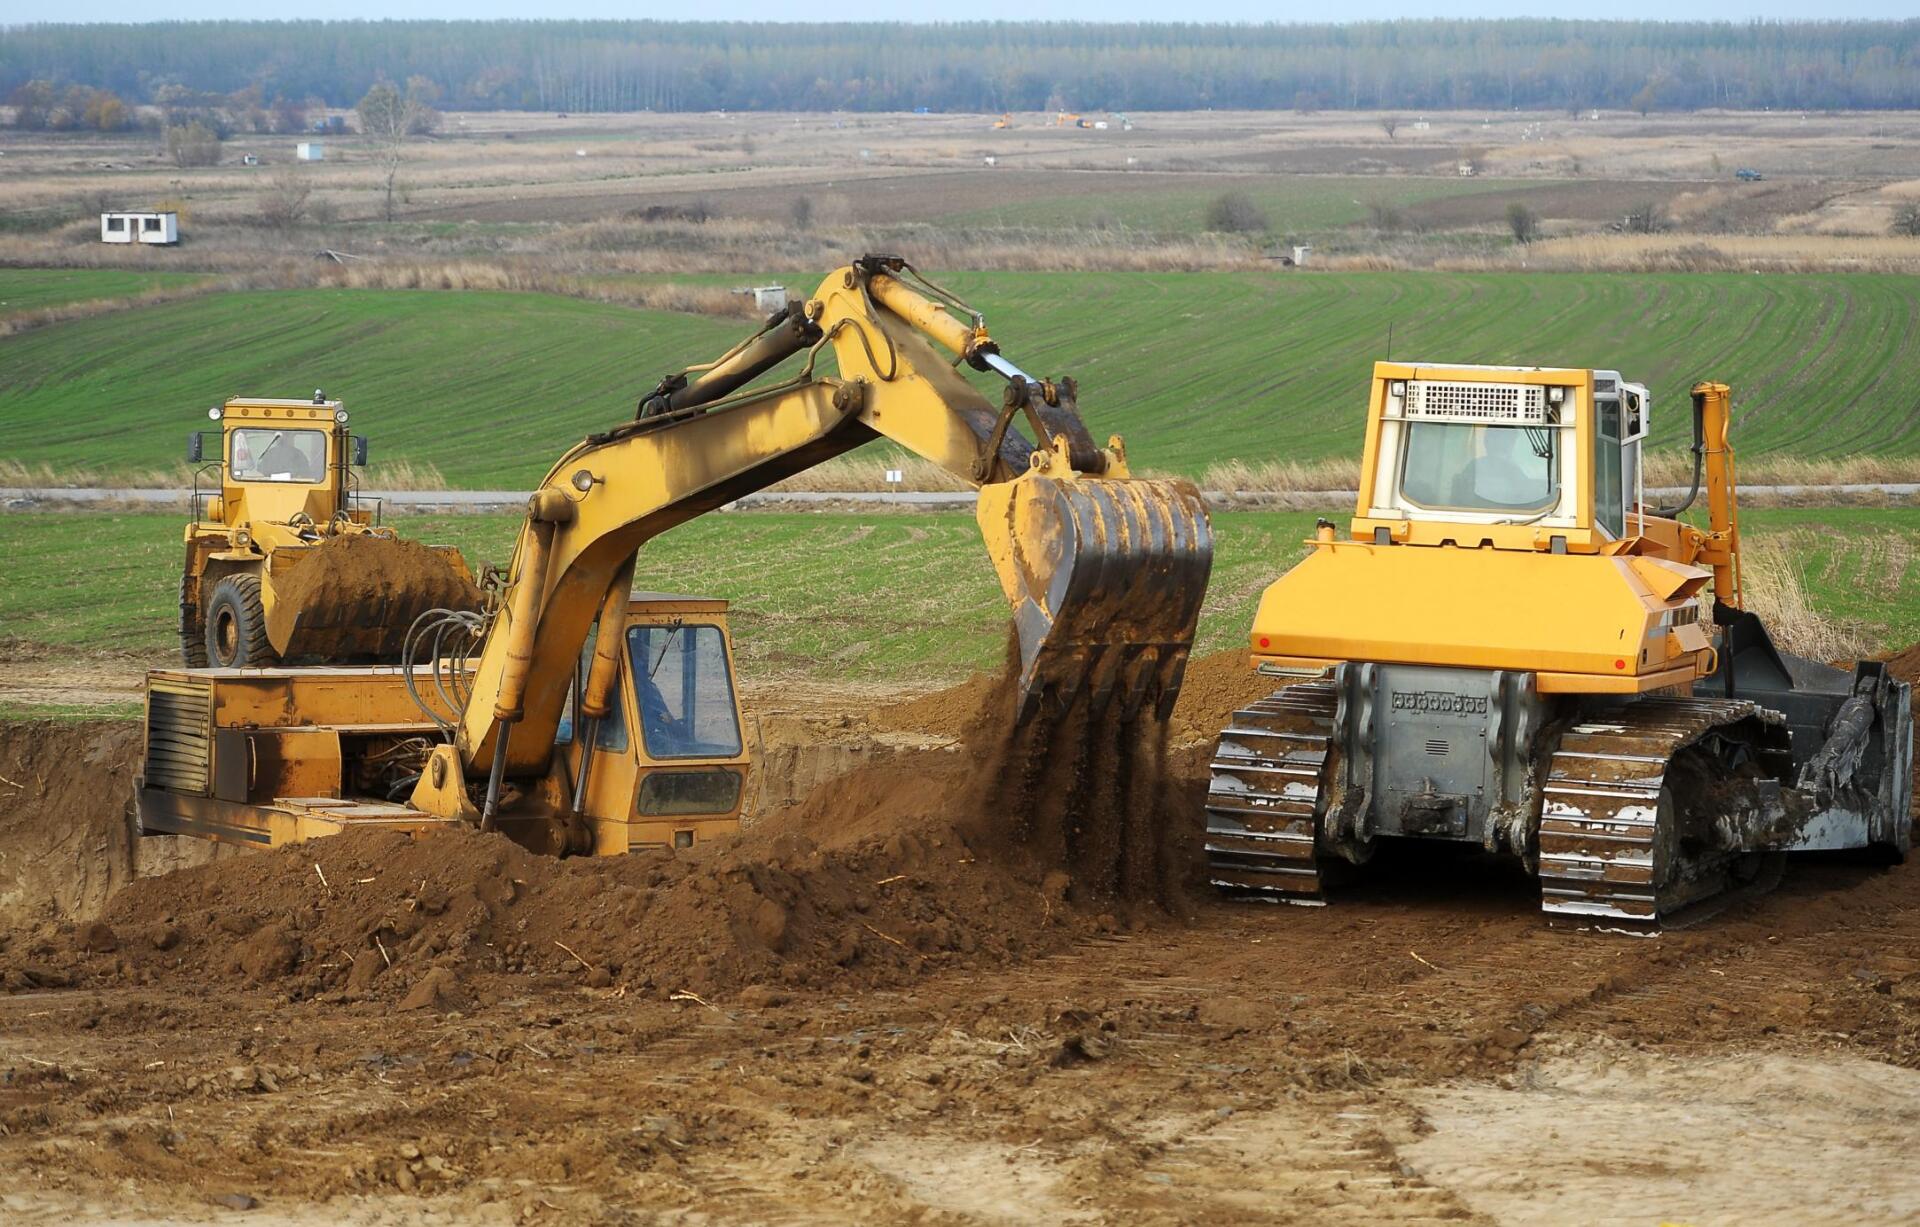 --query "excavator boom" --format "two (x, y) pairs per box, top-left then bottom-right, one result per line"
(416, 257), (1211, 825)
